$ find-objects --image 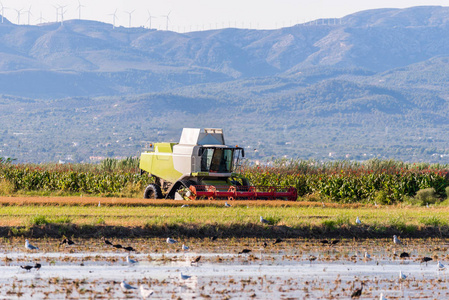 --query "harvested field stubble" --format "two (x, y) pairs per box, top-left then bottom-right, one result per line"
(1, 197), (449, 239)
